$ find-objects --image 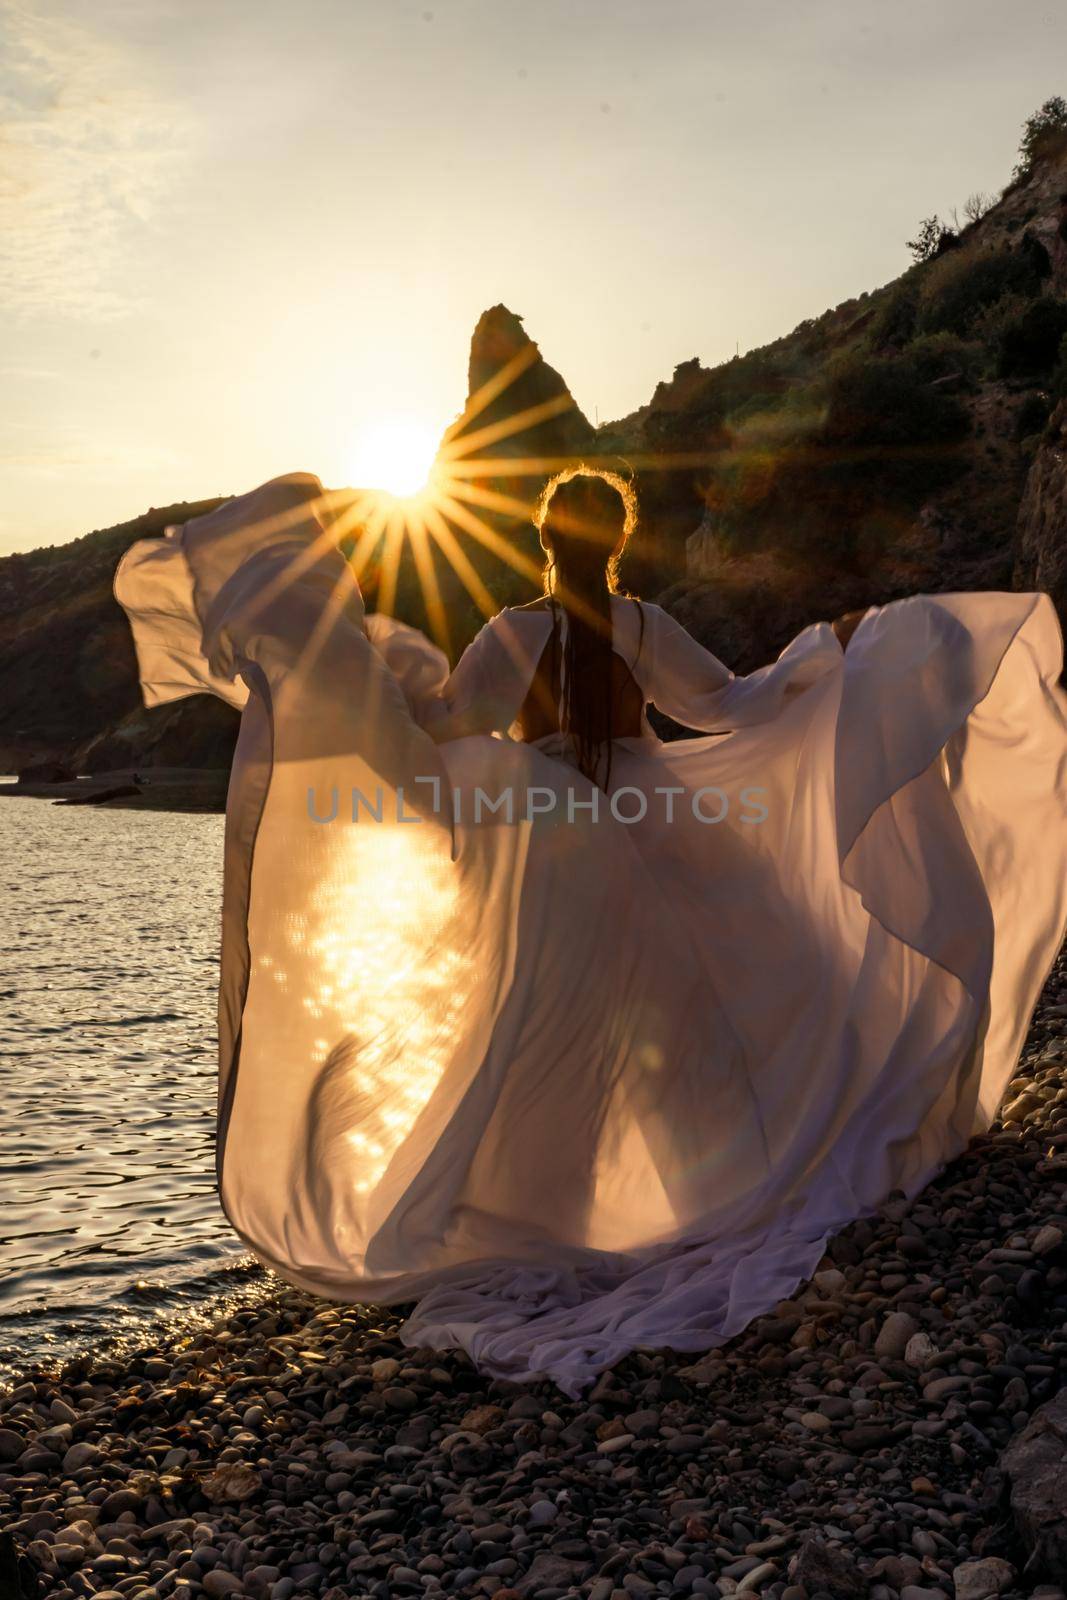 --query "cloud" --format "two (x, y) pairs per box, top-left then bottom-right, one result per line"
(0, 1), (184, 317)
